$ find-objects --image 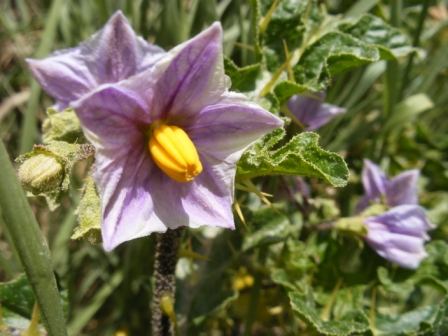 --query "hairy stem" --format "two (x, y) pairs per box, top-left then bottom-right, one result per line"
(152, 228), (184, 336)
